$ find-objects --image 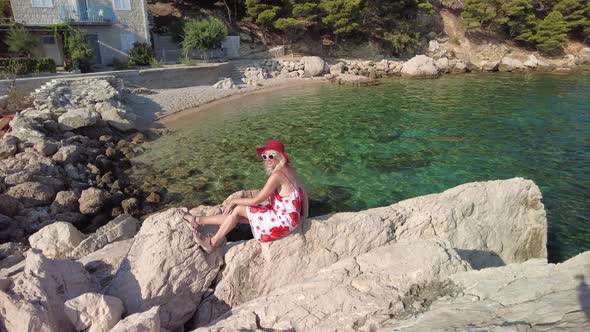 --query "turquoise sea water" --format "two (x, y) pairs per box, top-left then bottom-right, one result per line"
(132, 72), (590, 262)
